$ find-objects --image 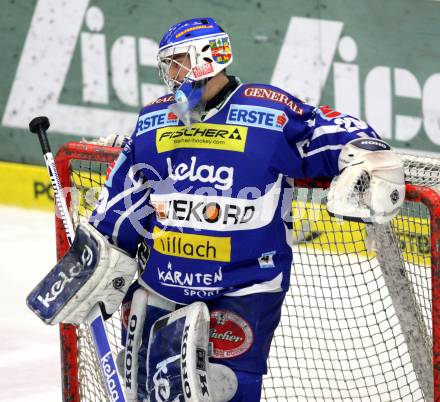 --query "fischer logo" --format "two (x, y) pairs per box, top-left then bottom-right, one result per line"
(2, 0), (165, 138)
(156, 123), (248, 153)
(37, 245), (94, 308)
(124, 314), (137, 389)
(167, 156), (234, 190)
(270, 16), (440, 146)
